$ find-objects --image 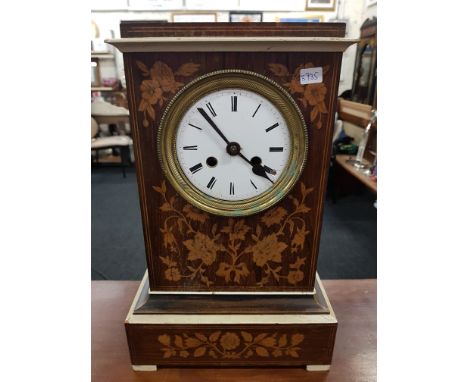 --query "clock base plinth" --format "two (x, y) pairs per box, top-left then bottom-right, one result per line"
(125, 272), (337, 369)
